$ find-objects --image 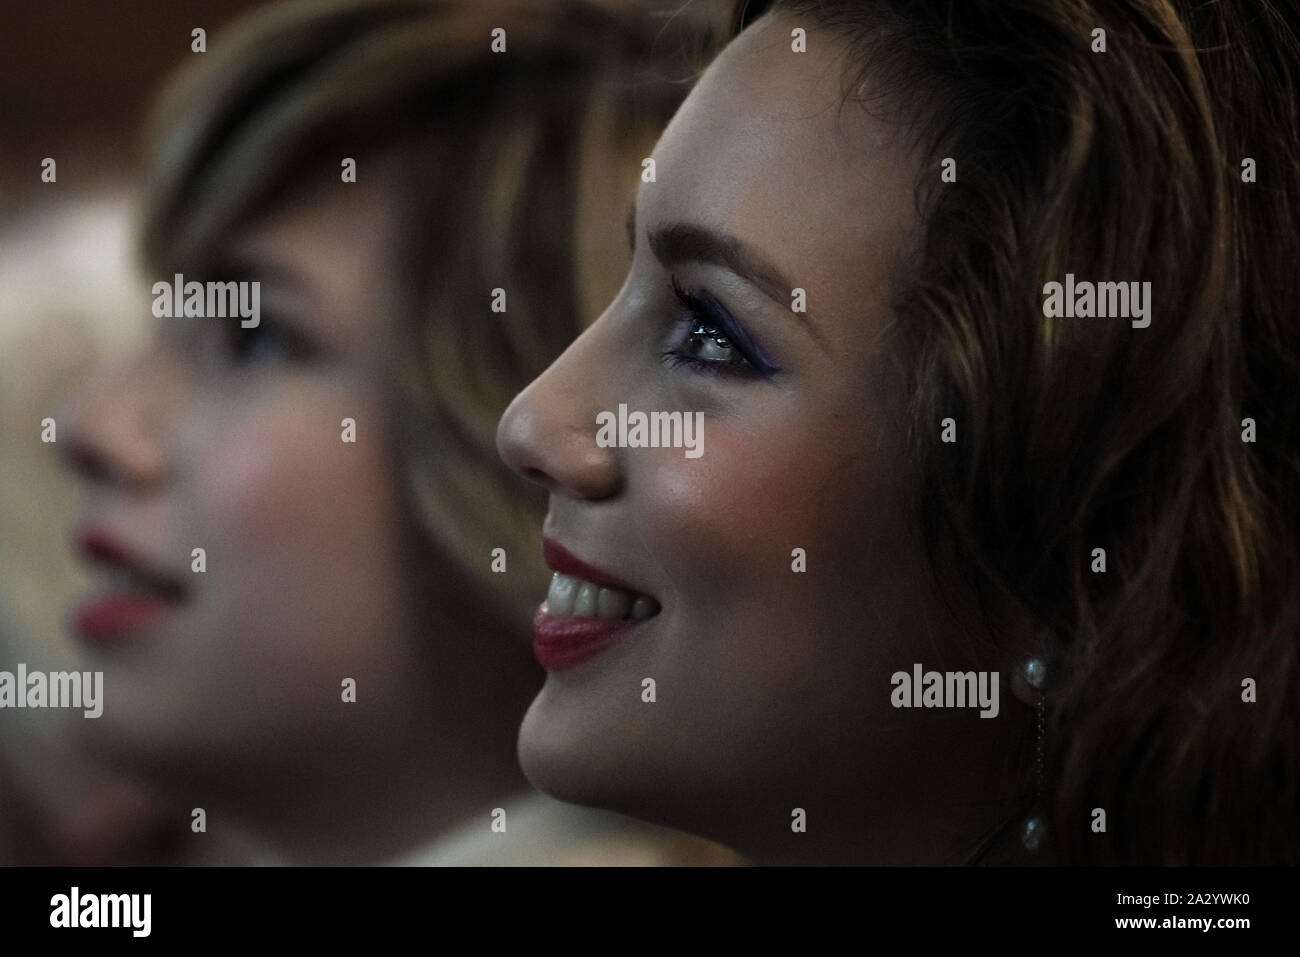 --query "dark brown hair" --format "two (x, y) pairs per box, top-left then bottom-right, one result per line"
(734, 0), (1300, 864)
